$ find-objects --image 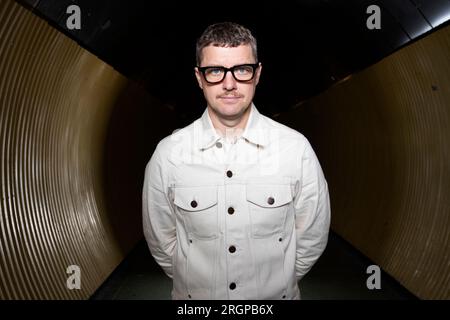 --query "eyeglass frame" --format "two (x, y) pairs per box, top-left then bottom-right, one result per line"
(197, 63), (261, 84)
